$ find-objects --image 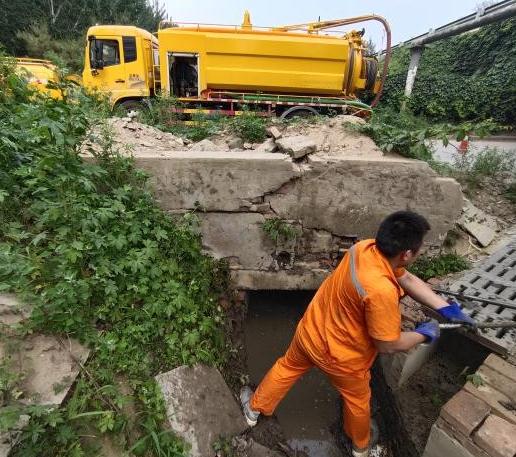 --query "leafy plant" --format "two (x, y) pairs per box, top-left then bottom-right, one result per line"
(229, 108), (267, 143)
(262, 218), (299, 243)
(381, 18), (516, 125)
(409, 254), (470, 281)
(358, 108), (498, 161)
(0, 56), (228, 456)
